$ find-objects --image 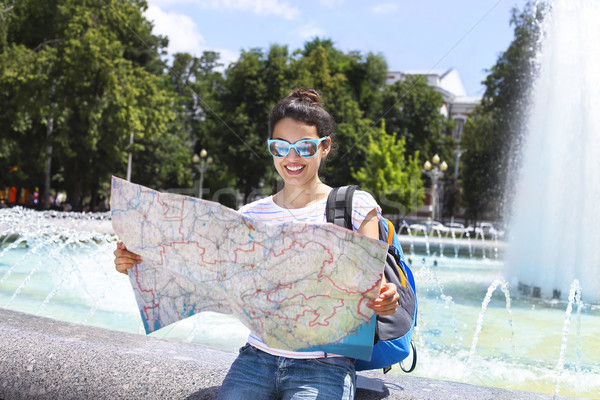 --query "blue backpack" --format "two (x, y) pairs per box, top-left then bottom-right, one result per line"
(326, 186), (417, 373)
